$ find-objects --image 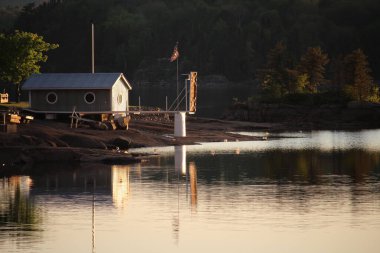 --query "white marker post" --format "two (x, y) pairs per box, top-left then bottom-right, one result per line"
(174, 112), (186, 137)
